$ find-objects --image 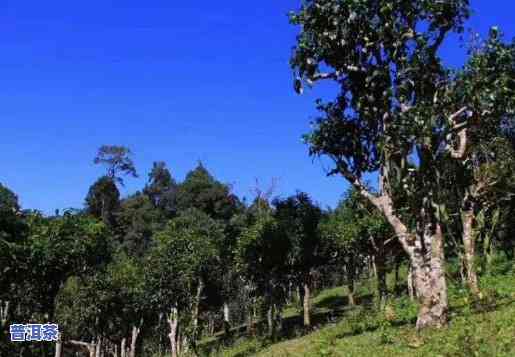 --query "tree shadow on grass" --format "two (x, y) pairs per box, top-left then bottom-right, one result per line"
(200, 293), (378, 355)
(201, 293), (515, 355)
(315, 293), (375, 311)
